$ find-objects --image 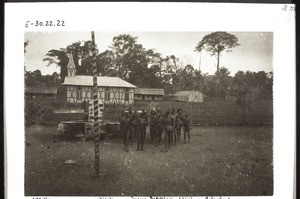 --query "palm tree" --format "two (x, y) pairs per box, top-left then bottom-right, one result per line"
(216, 66), (231, 96)
(43, 49), (68, 83)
